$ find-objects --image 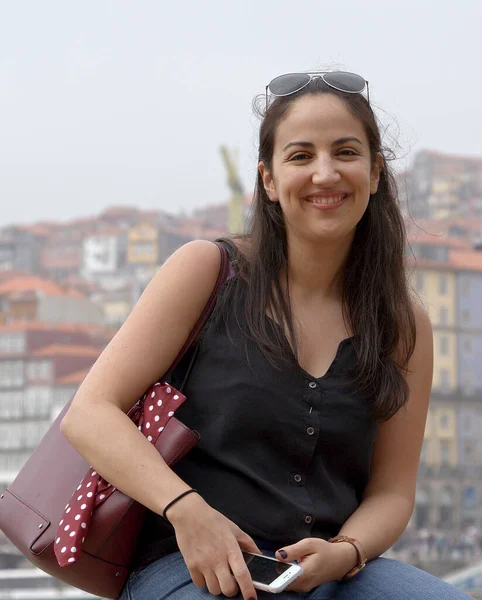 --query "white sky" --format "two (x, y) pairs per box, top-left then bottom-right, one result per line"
(0, 0), (480, 226)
